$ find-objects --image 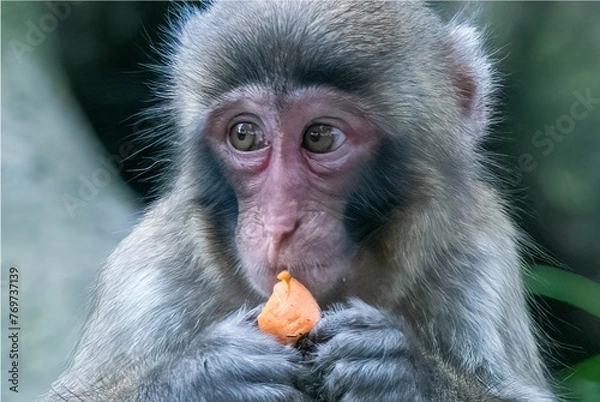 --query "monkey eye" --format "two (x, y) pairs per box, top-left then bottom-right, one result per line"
(302, 124), (346, 154)
(229, 122), (266, 152)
